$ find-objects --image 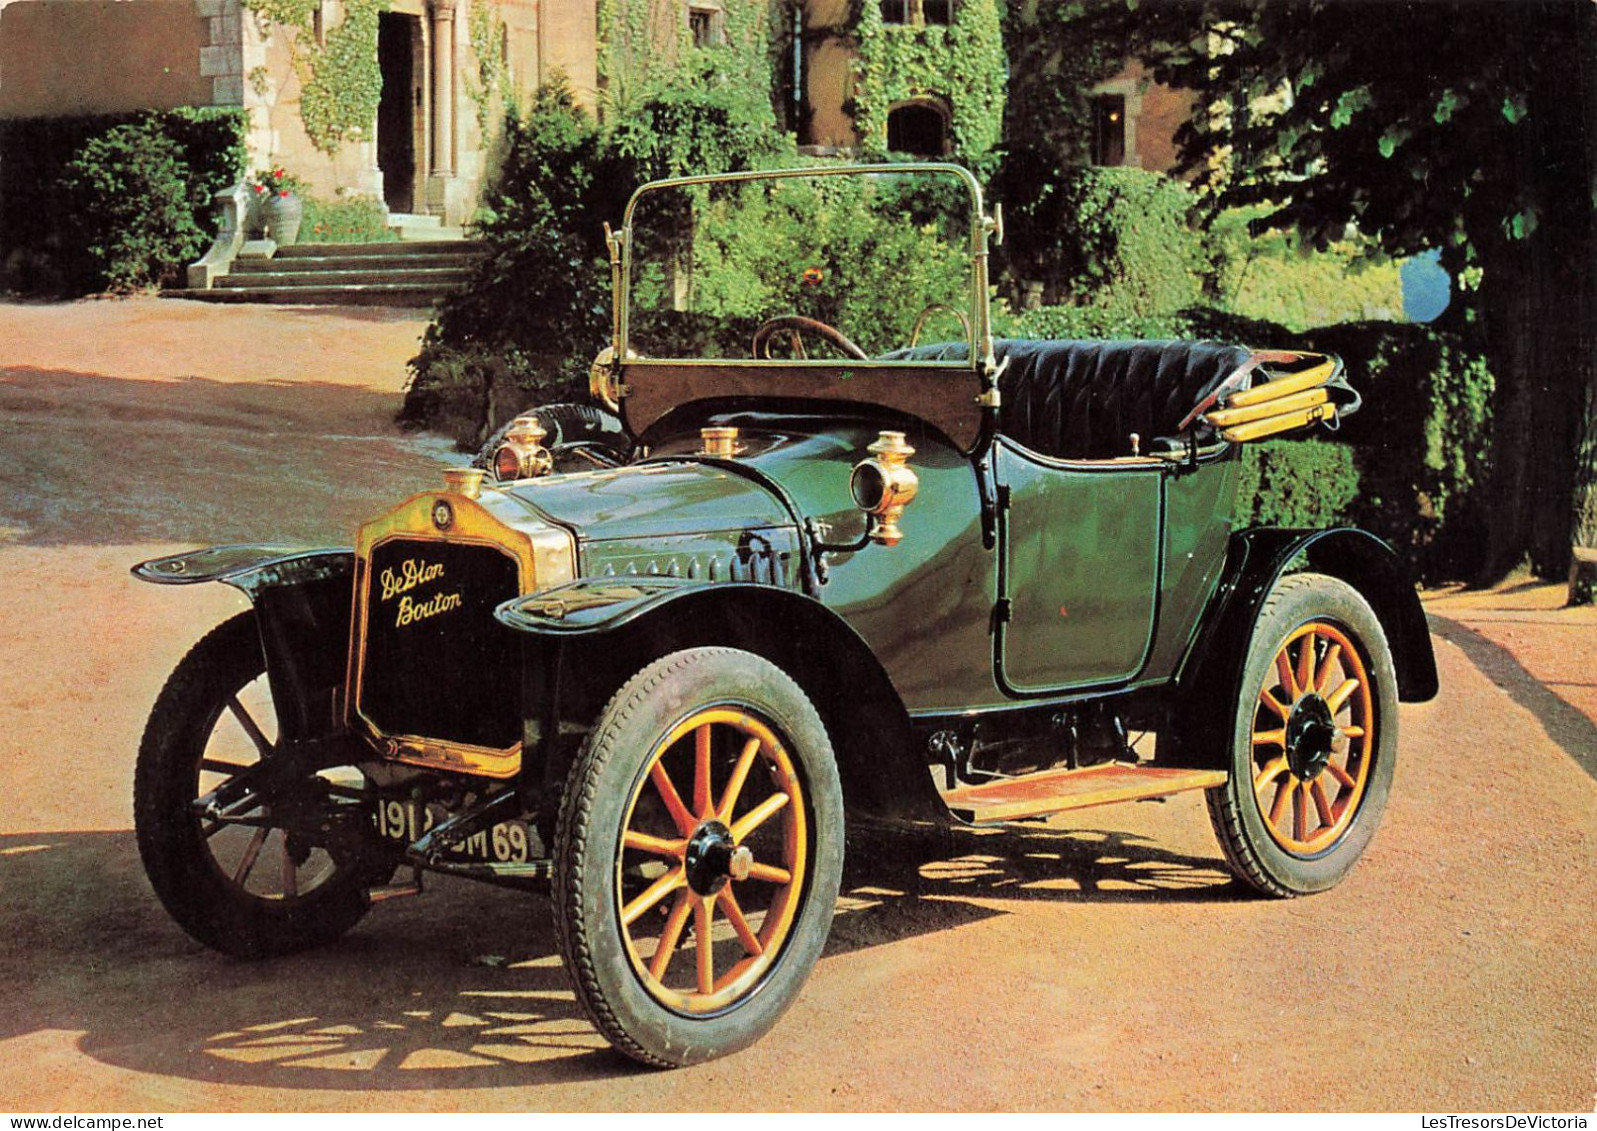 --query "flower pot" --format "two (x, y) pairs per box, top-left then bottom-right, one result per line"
(260, 192), (303, 246)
